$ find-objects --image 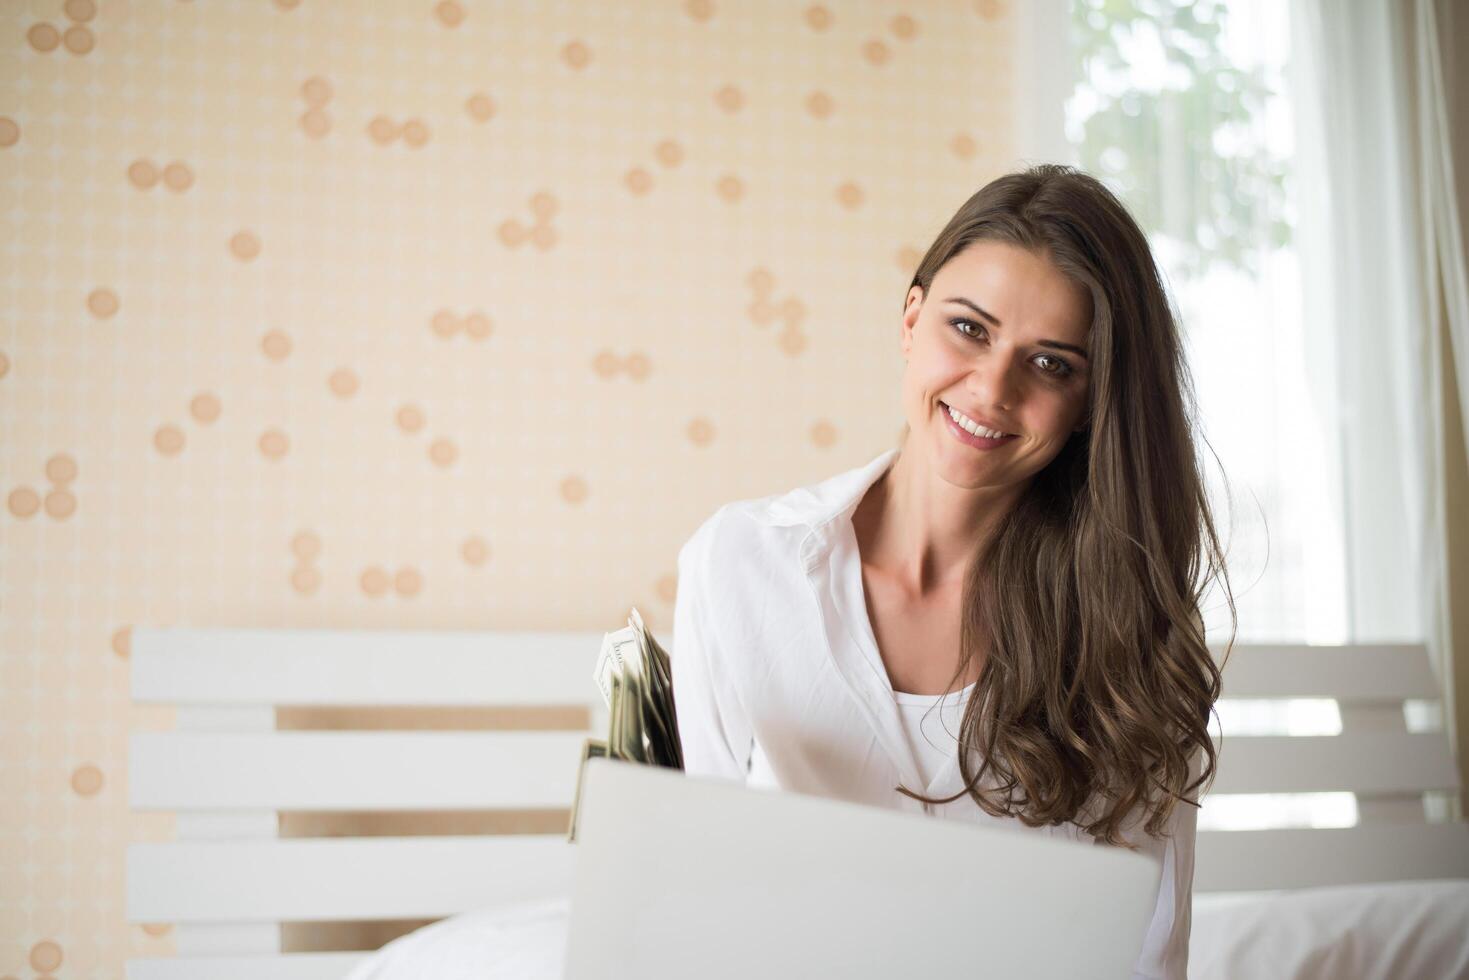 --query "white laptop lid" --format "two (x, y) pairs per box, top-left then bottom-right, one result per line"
(563, 758), (1162, 980)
